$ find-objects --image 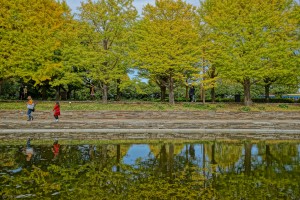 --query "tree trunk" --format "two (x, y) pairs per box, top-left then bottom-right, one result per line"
(55, 86), (60, 101)
(185, 80), (189, 102)
(201, 83), (206, 104)
(266, 144), (271, 178)
(73, 90), (76, 100)
(102, 38), (109, 103)
(67, 86), (72, 100)
(160, 85), (166, 102)
(244, 142), (252, 176)
(168, 144), (174, 179)
(264, 77), (276, 103)
(202, 143), (206, 187)
(168, 75), (175, 104)
(41, 86), (47, 100)
(189, 144), (195, 160)
(243, 78), (252, 106)
(116, 79), (121, 101)
(265, 84), (271, 103)
(0, 79), (3, 96)
(102, 144), (107, 166)
(211, 142), (217, 189)
(211, 87), (215, 103)
(266, 145), (271, 168)
(211, 143), (217, 165)
(117, 144), (120, 172)
(201, 54), (206, 104)
(160, 144), (168, 174)
(102, 83), (108, 103)
(157, 76), (168, 102)
(209, 65), (217, 103)
(185, 144), (189, 163)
